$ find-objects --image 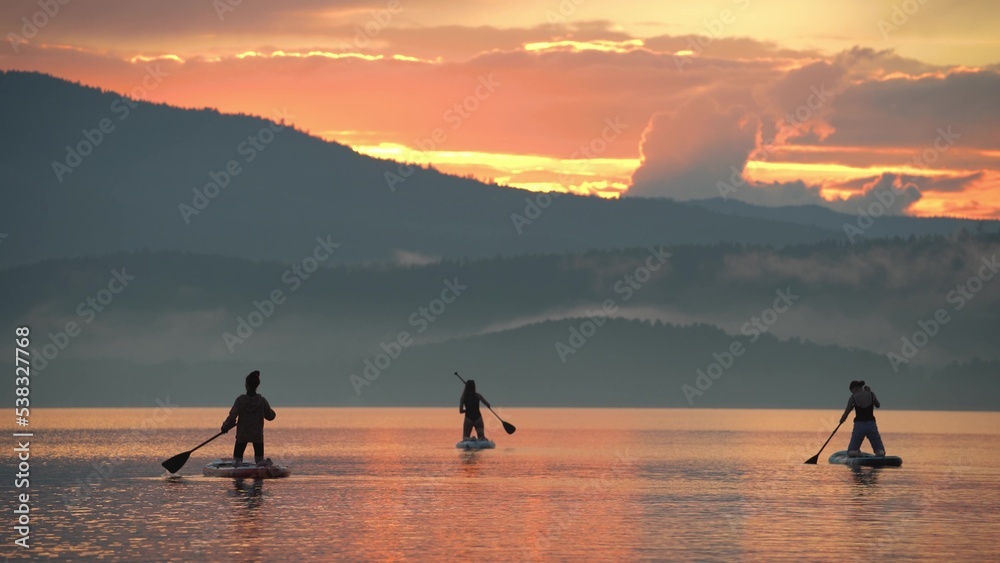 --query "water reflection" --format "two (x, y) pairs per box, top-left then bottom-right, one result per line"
(220, 478), (266, 556)
(460, 451), (482, 476)
(23, 409), (1000, 560)
(230, 478), (265, 508)
(849, 466), (881, 488)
